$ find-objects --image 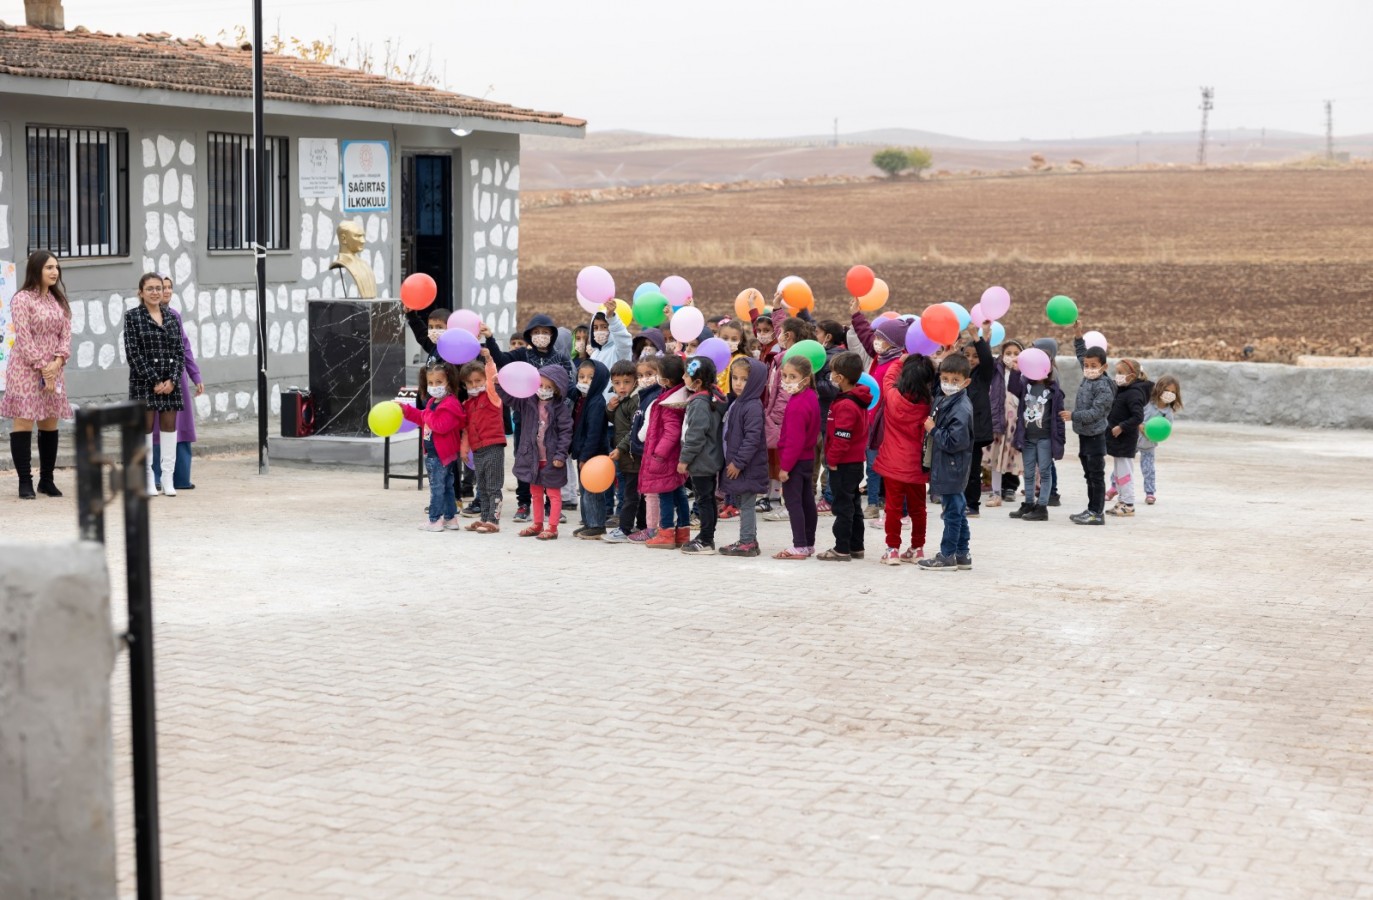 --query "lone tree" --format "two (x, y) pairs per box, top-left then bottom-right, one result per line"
(872, 147), (934, 179)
